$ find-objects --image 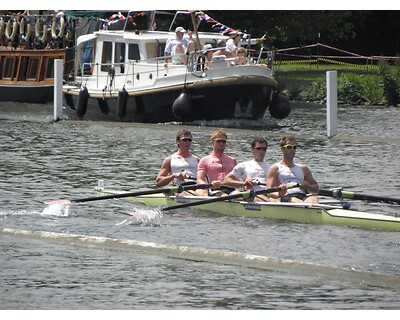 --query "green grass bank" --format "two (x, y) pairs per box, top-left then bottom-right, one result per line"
(273, 62), (400, 107)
